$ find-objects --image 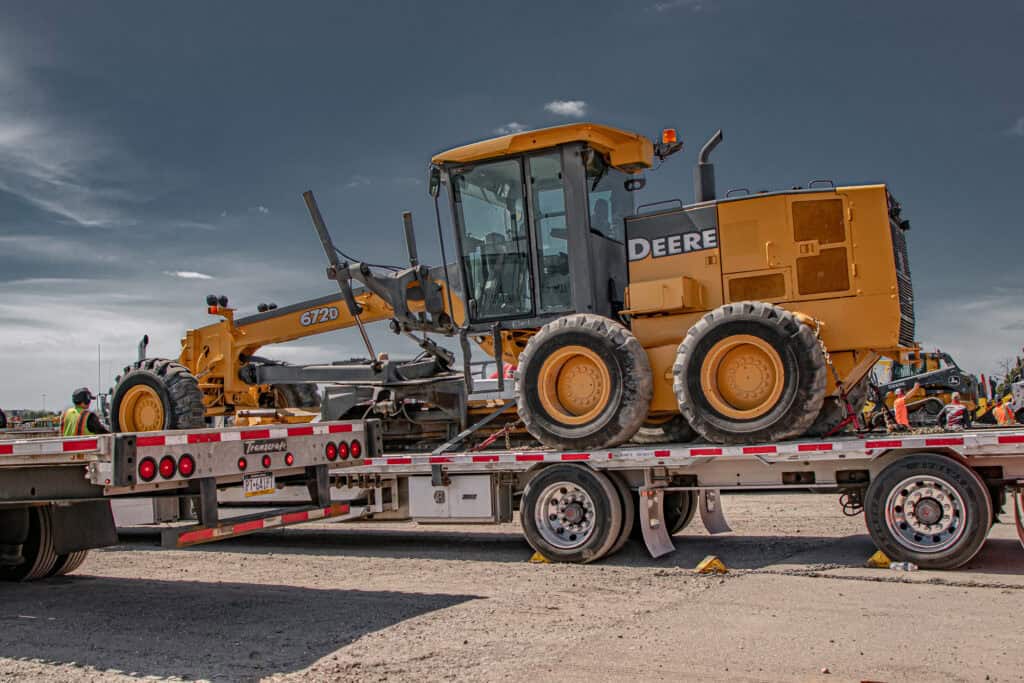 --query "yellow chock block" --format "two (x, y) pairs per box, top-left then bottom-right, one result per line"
(865, 550), (892, 568)
(529, 551), (551, 564)
(694, 555), (728, 574)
